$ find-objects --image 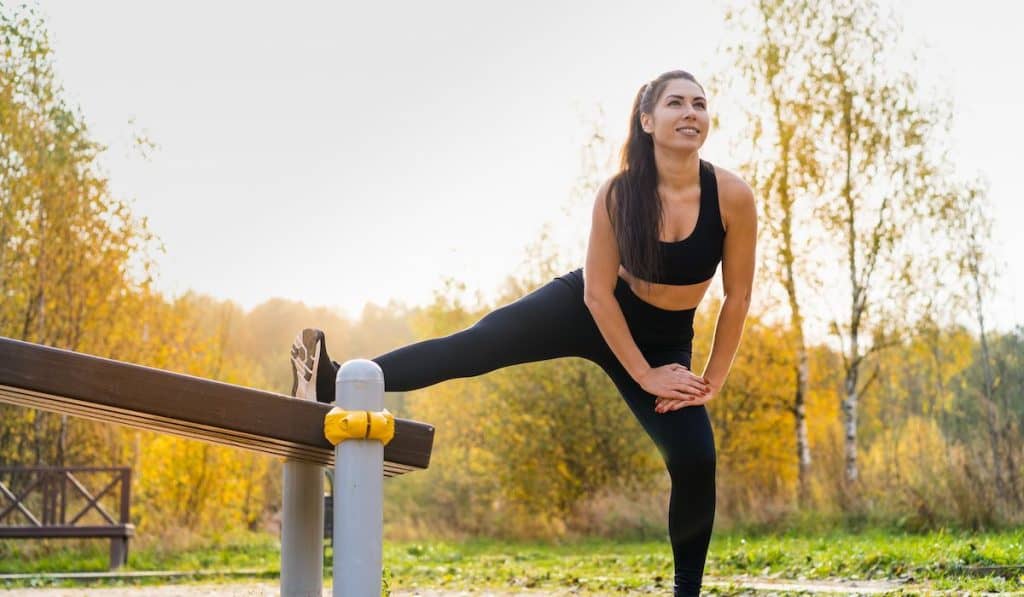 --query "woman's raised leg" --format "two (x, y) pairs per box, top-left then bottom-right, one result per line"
(291, 271), (603, 401)
(372, 274), (602, 392)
